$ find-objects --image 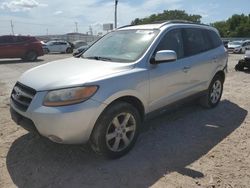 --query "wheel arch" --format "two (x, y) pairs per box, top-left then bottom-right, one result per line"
(23, 50), (38, 61)
(106, 96), (145, 121)
(214, 70), (225, 83)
